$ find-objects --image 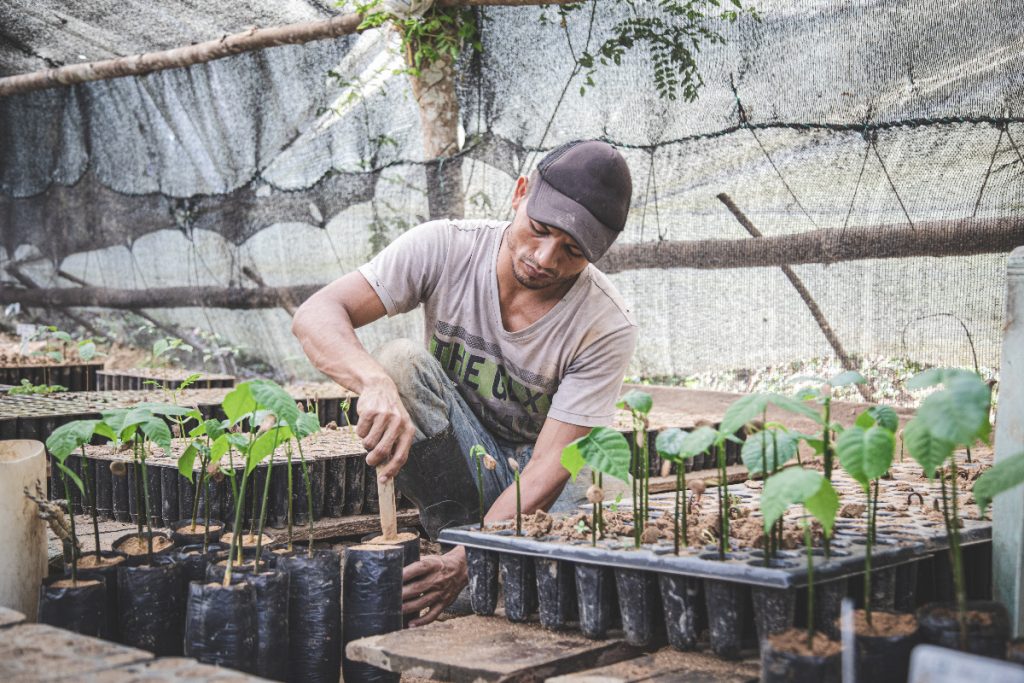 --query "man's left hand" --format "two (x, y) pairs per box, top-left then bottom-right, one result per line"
(401, 547), (467, 626)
